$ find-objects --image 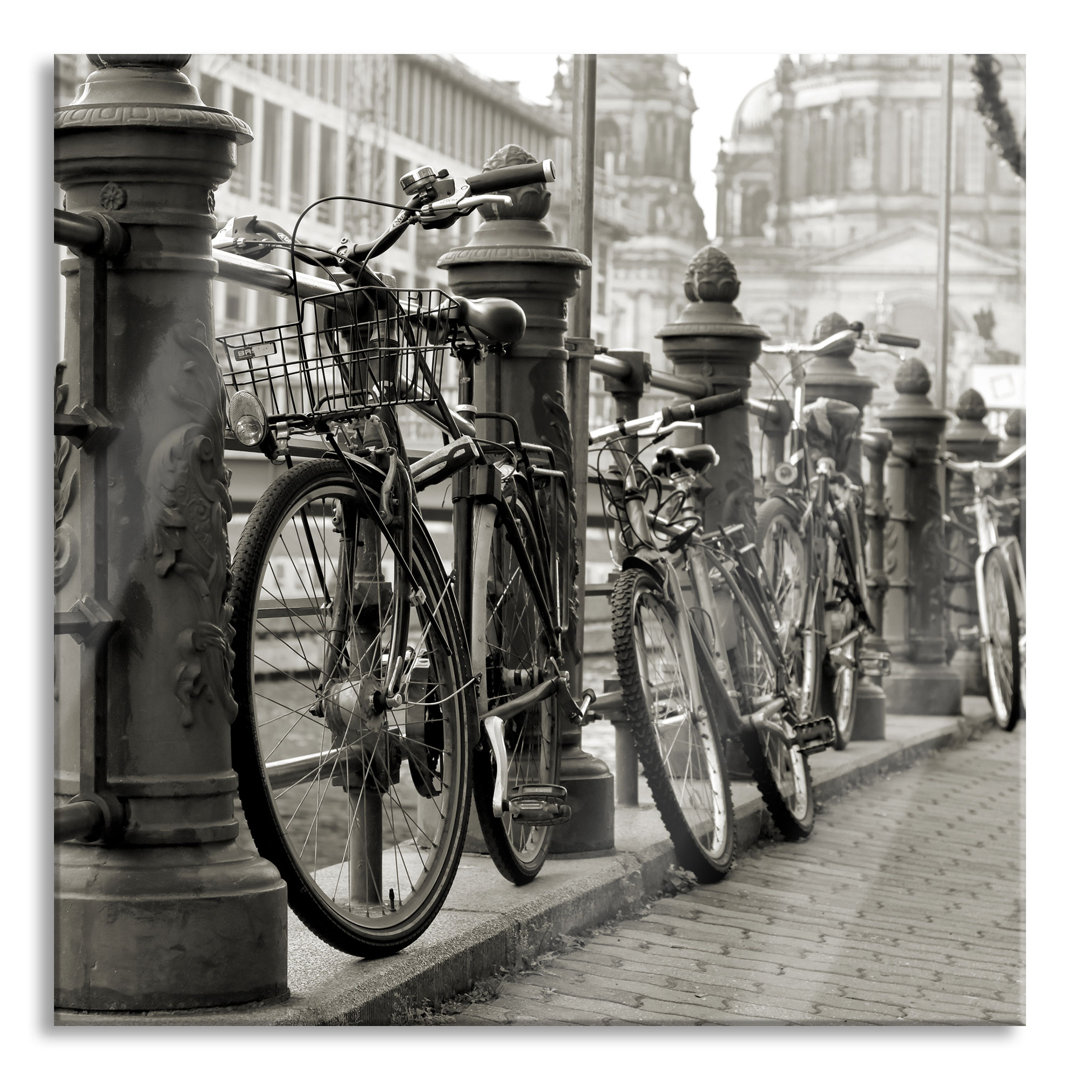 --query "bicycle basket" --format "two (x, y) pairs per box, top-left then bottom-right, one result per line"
(216, 286), (453, 420)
